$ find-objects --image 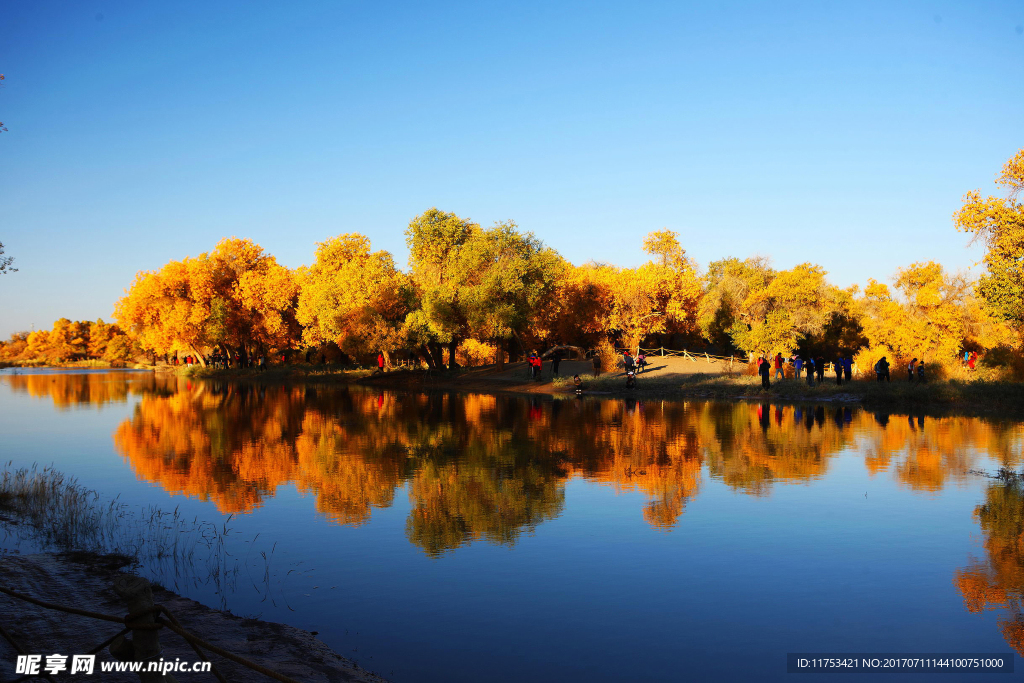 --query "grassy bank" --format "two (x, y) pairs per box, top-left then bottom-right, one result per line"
(553, 371), (1024, 409)
(0, 463), (235, 585)
(175, 363), (376, 383)
(0, 359), (148, 370)
(159, 361), (1024, 415)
